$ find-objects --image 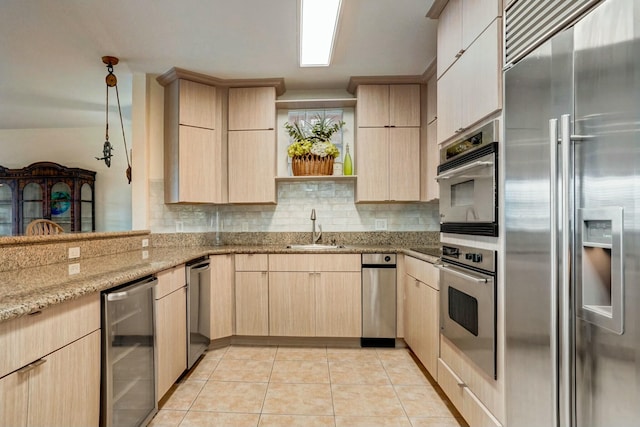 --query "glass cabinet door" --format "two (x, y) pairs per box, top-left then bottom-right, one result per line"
(0, 183), (12, 236)
(22, 182), (43, 234)
(80, 183), (94, 232)
(50, 182), (72, 232)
